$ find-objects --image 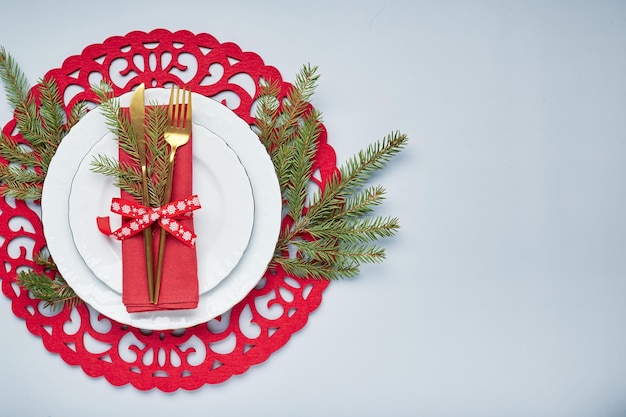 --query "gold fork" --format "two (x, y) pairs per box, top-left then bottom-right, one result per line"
(153, 85), (192, 304)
